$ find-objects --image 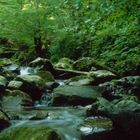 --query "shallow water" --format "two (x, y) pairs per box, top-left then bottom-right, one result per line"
(1, 66), (112, 140)
(6, 107), (87, 140)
